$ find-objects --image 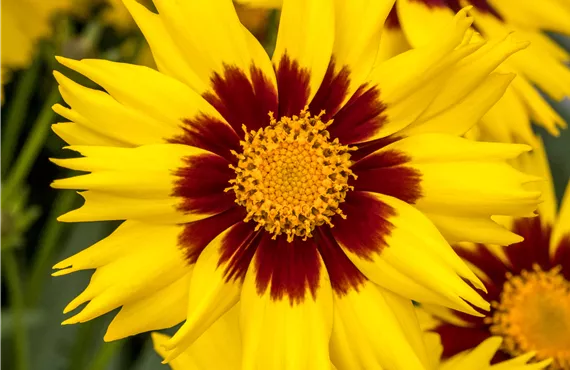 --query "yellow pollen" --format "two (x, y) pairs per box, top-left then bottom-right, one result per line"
(226, 108), (356, 242)
(485, 264), (570, 369)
